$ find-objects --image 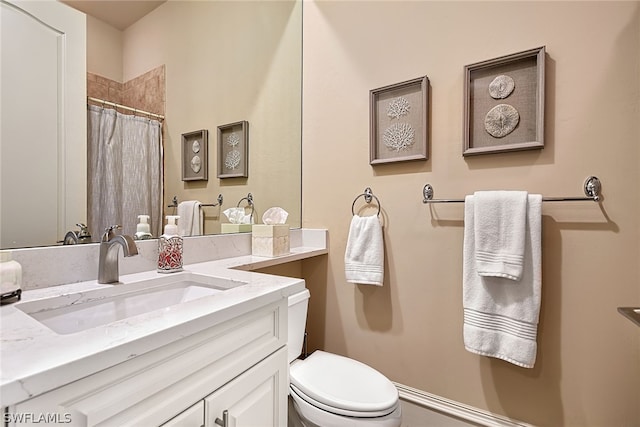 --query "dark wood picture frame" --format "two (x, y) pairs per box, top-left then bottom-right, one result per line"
(370, 76), (429, 164)
(217, 121), (248, 179)
(181, 129), (208, 181)
(463, 46), (545, 156)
